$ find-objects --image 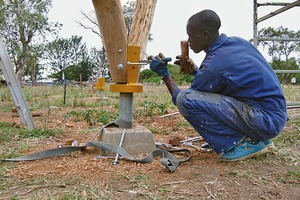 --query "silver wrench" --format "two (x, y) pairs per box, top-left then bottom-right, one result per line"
(183, 141), (211, 152)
